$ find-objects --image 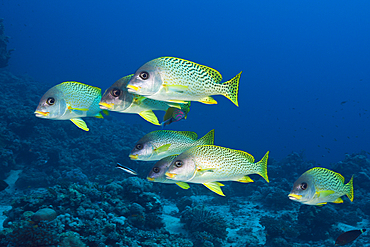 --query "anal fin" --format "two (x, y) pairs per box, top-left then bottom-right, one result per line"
(176, 182), (190, 189)
(236, 175), (254, 183)
(138, 110), (160, 125)
(70, 118), (89, 131)
(203, 182), (225, 196)
(333, 197), (343, 204)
